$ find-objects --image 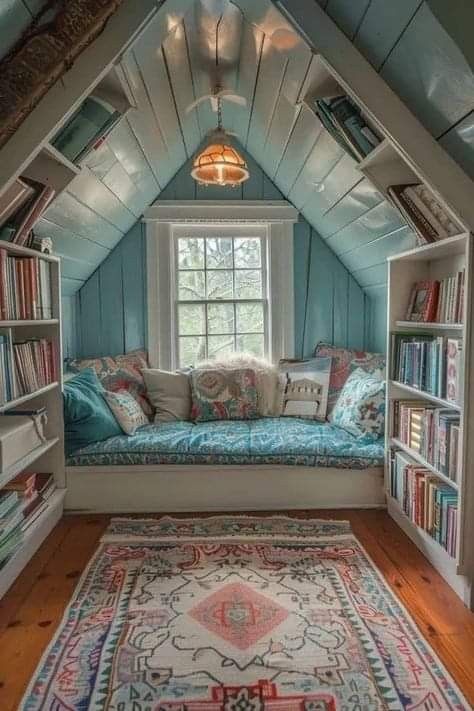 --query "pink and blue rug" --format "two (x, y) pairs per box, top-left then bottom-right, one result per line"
(21, 516), (469, 709)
